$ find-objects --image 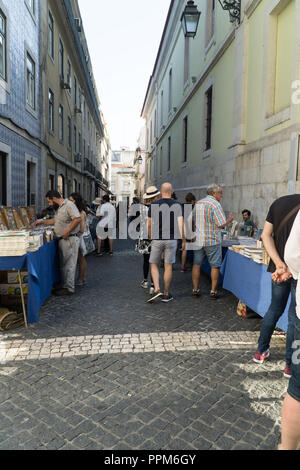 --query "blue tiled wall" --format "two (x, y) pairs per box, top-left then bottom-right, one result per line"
(0, 0), (41, 208)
